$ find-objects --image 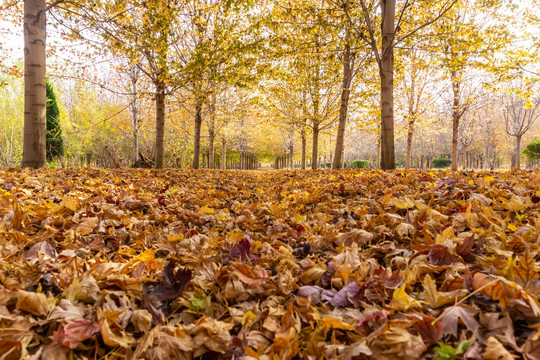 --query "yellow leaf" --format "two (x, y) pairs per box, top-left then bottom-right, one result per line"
(508, 224), (517, 232)
(422, 275), (466, 308)
(16, 290), (55, 317)
(135, 249), (155, 262)
(389, 284), (423, 312)
(62, 195), (79, 211)
(242, 310), (257, 326)
(483, 336), (517, 360)
(198, 205), (215, 215)
(317, 316), (355, 336)
(100, 318), (135, 348)
(392, 196), (415, 210)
